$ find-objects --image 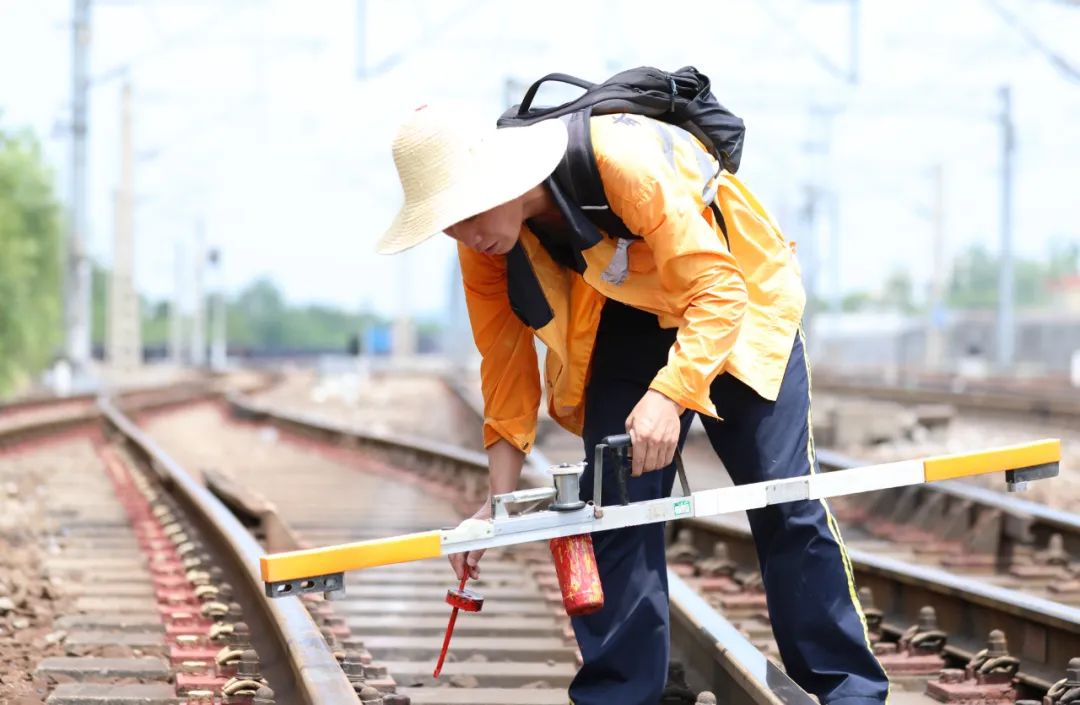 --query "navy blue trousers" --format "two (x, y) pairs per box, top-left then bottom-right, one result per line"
(569, 301), (889, 705)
